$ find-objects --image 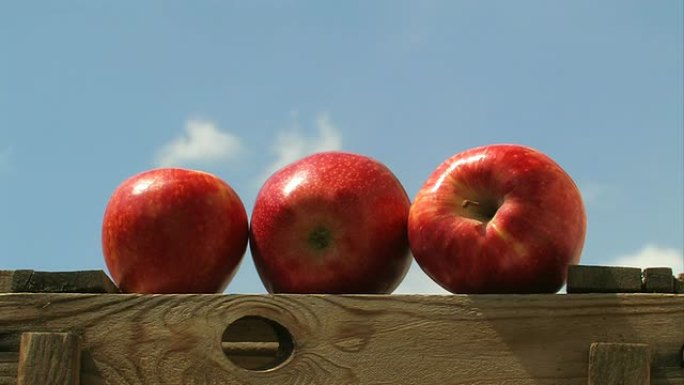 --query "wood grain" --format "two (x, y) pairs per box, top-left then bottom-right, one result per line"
(221, 316), (292, 371)
(0, 270), (33, 293)
(0, 270), (119, 294)
(0, 294), (682, 384)
(566, 265), (643, 293)
(643, 268), (675, 293)
(17, 332), (80, 385)
(589, 343), (652, 385)
(0, 353), (17, 385)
